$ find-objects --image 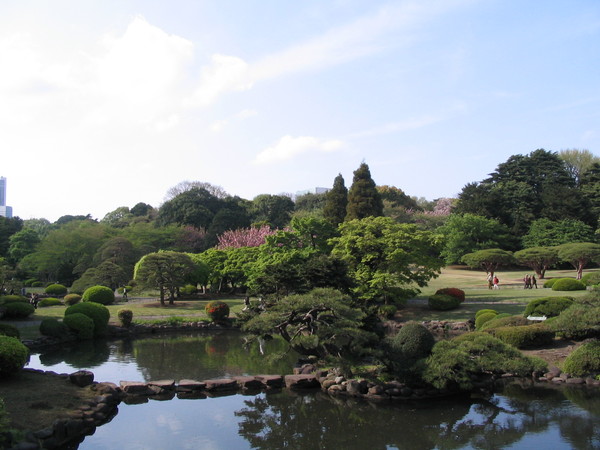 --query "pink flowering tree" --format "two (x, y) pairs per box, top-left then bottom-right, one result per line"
(217, 225), (276, 249)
